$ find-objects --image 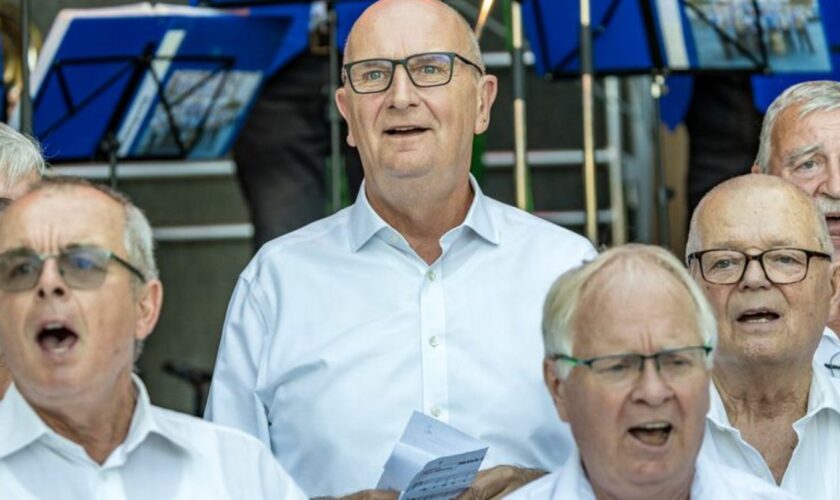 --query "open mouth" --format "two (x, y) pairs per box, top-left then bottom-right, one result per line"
(825, 215), (840, 237)
(37, 323), (79, 354)
(629, 422), (672, 446)
(384, 126), (430, 137)
(737, 308), (780, 324)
